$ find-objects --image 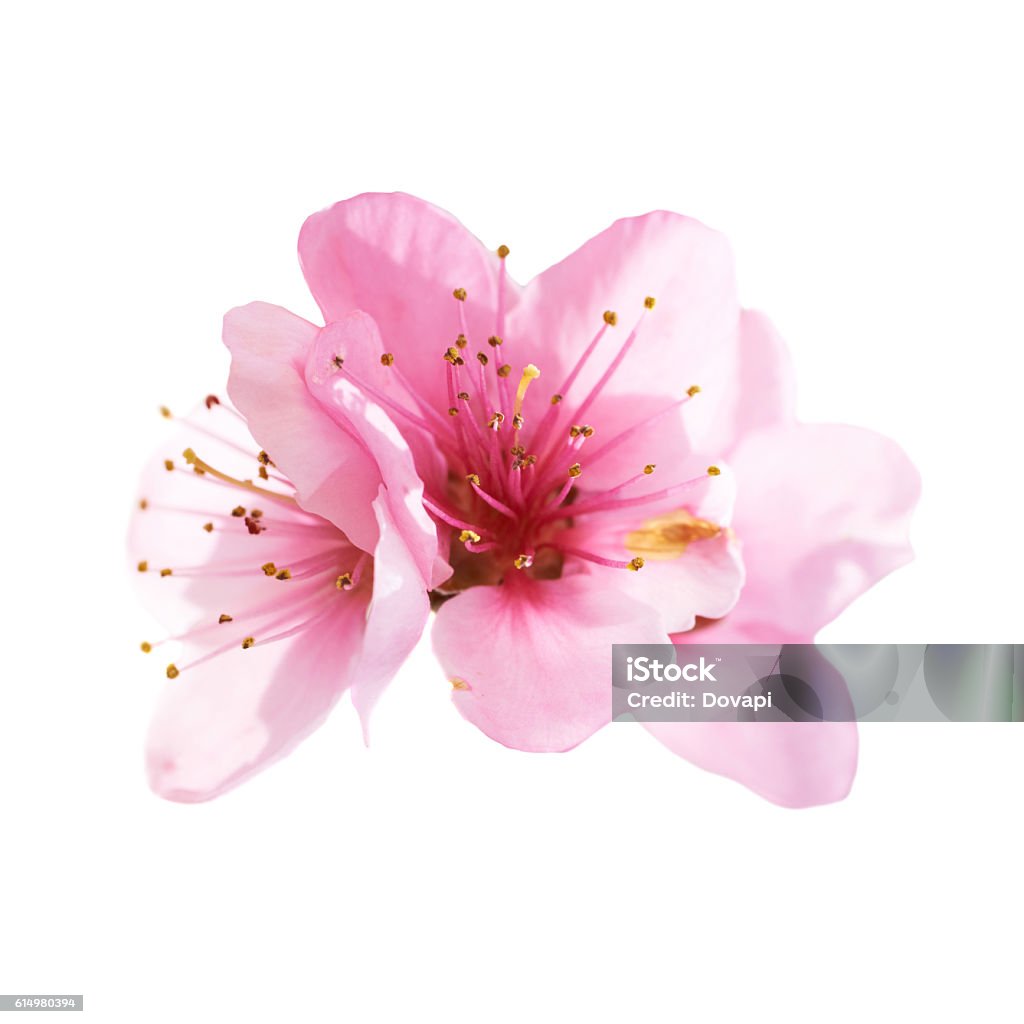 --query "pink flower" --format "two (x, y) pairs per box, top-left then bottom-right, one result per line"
(213, 192), (918, 807)
(130, 331), (442, 800)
